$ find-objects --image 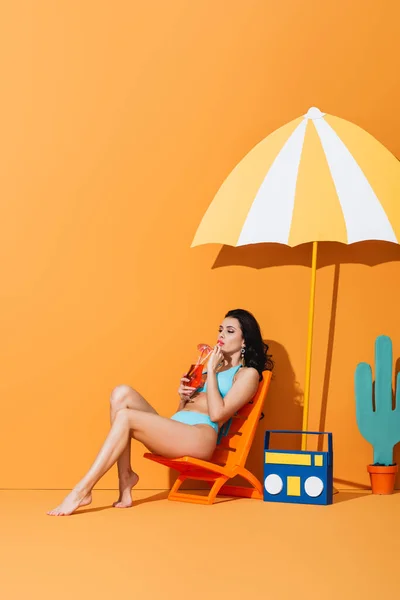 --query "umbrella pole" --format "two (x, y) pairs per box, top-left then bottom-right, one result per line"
(301, 241), (318, 451)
